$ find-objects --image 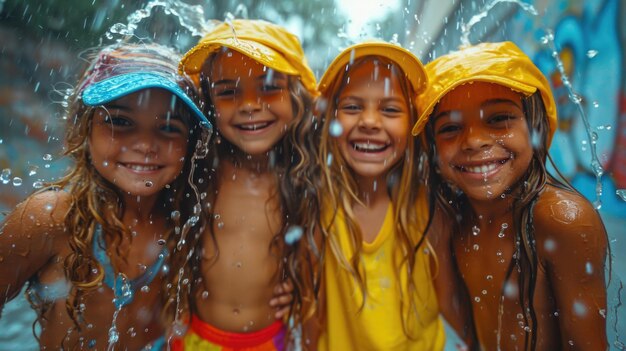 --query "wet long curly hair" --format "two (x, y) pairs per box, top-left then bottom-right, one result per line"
(25, 42), (210, 348)
(423, 91), (599, 350)
(317, 56), (433, 339)
(162, 50), (323, 348)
